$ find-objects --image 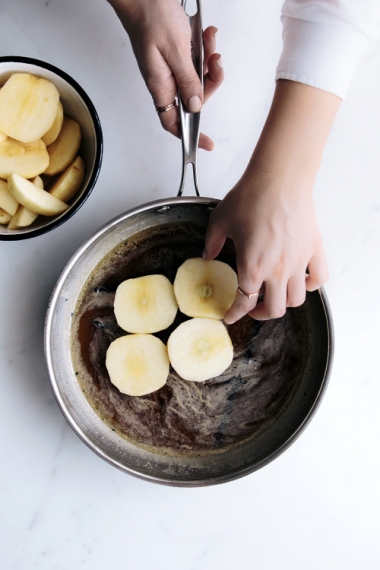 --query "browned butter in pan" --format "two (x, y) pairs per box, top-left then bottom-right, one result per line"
(71, 221), (309, 457)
